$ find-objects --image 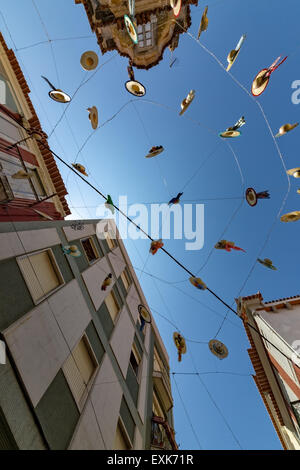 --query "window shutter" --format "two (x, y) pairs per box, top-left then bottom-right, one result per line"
(105, 292), (119, 322)
(63, 354), (86, 404)
(72, 339), (95, 384)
